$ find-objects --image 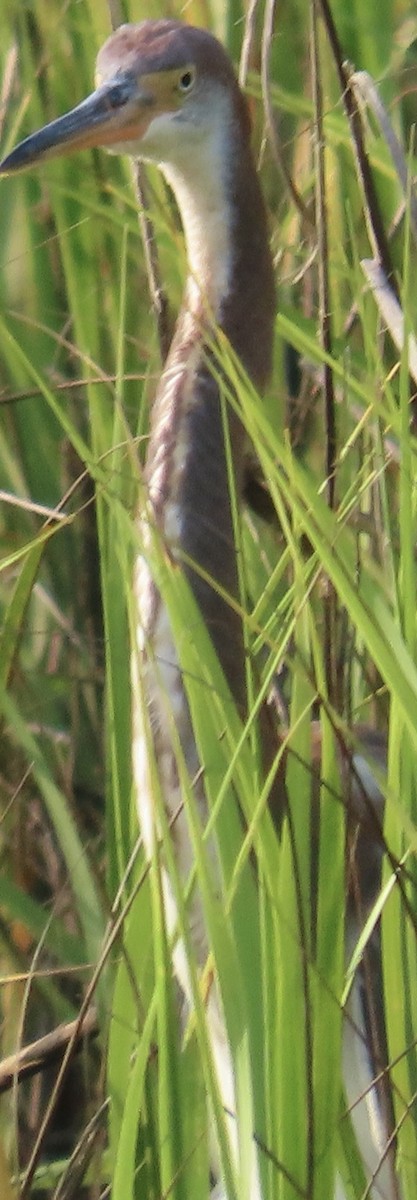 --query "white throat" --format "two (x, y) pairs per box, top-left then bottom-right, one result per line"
(160, 130), (234, 317)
